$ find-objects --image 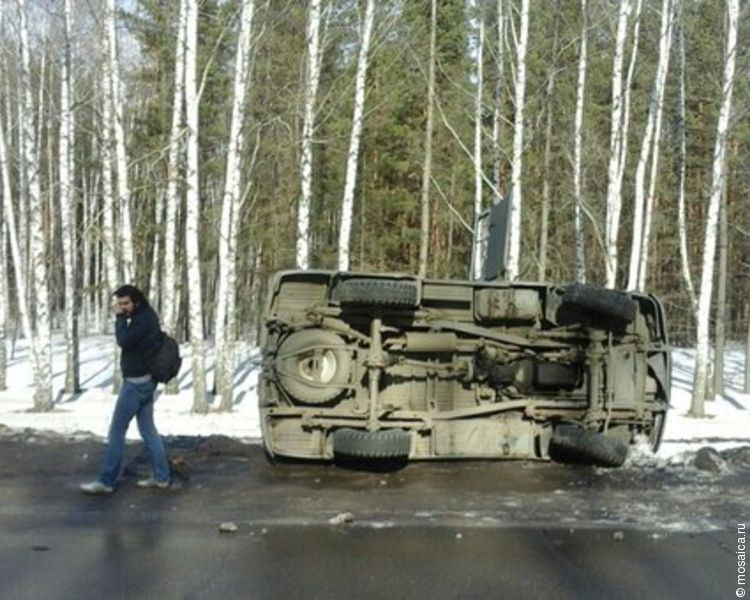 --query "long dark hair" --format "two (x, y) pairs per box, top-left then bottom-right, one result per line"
(113, 285), (148, 306)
